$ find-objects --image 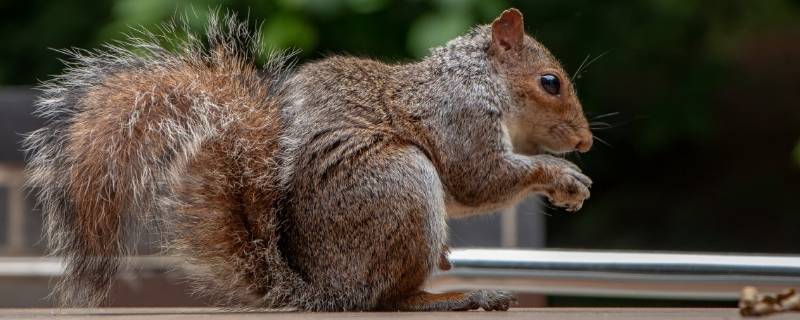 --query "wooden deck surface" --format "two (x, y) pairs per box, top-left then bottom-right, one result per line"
(0, 308), (794, 319)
